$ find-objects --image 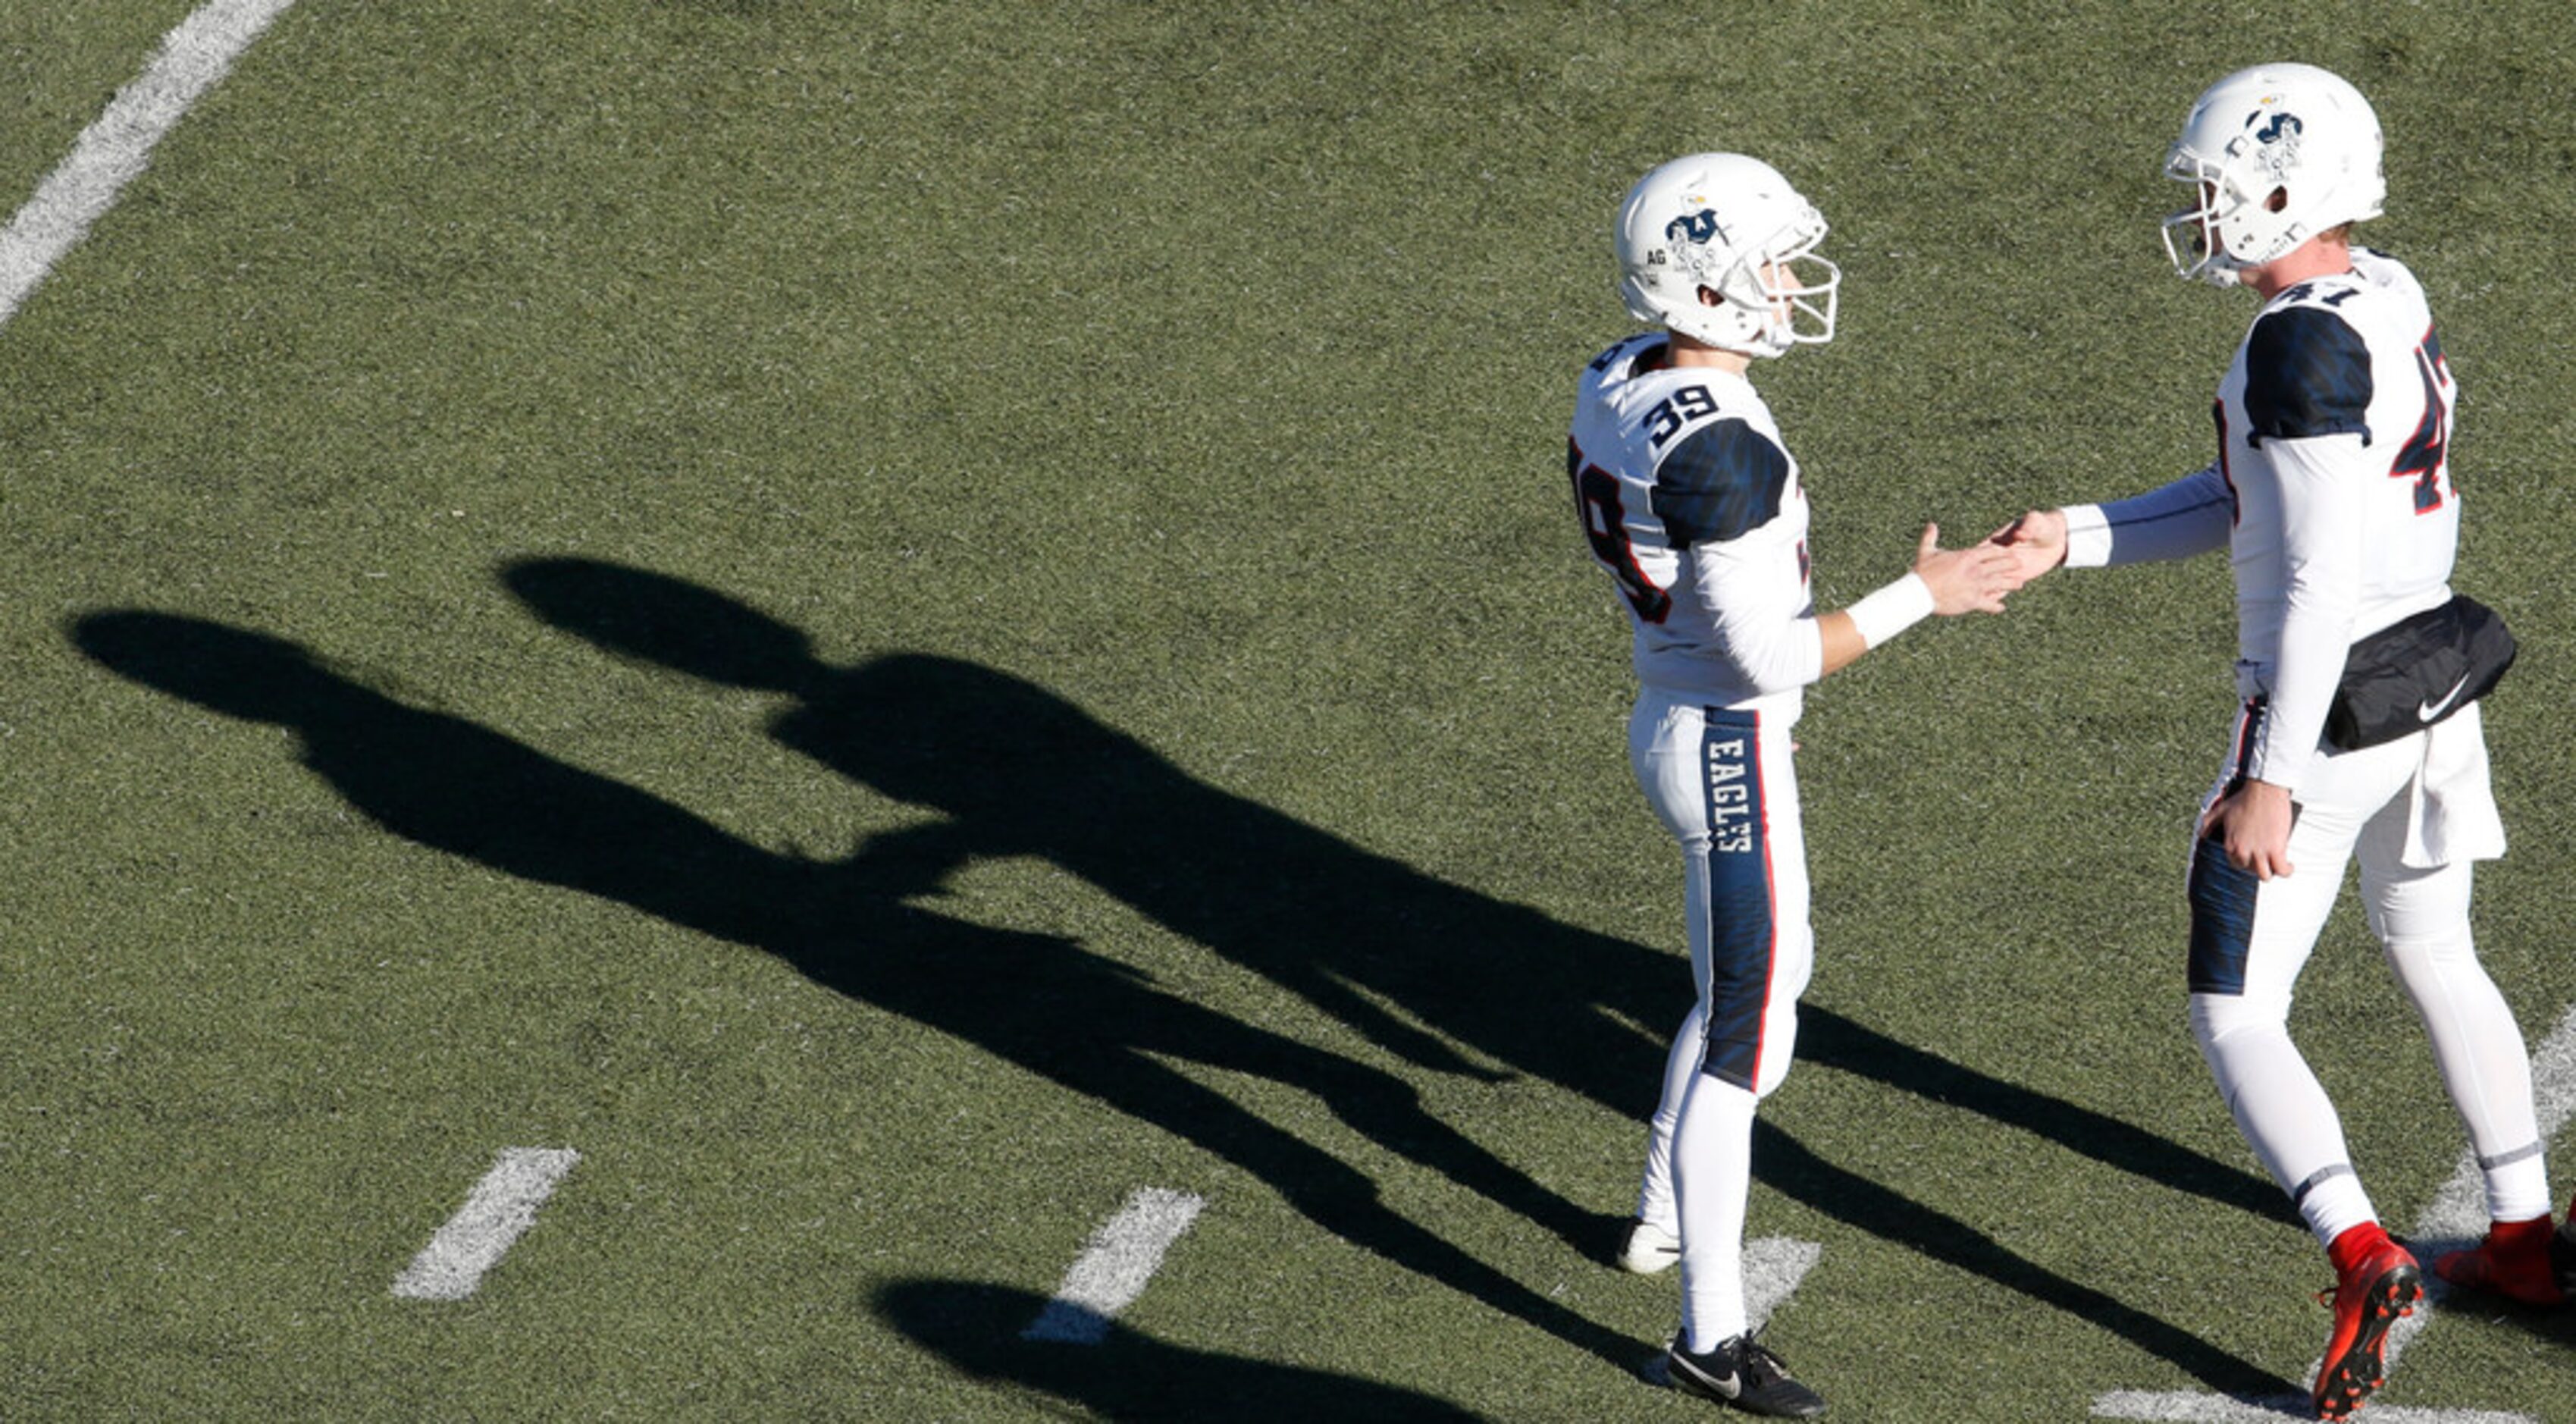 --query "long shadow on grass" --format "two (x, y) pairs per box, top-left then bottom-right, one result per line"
(69, 607), (1631, 1371)
(73, 588), (2287, 1395)
(493, 560), (2289, 1391)
(879, 1278), (1484, 1421)
(499, 558), (2289, 1222)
